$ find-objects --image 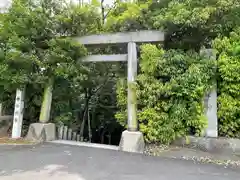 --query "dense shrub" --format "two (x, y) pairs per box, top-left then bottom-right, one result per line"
(116, 45), (216, 144)
(214, 29), (240, 137)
